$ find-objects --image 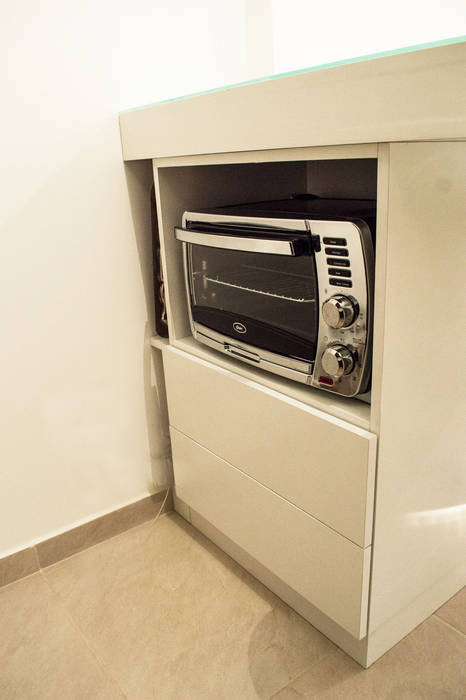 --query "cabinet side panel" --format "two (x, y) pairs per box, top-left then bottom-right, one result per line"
(369, 141), (466, 634)
(369, 143), (390, 435)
